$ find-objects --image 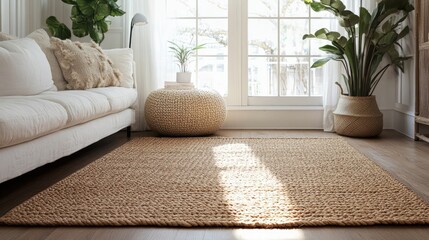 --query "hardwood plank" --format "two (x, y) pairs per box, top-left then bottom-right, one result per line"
(0, 130), (428, 240)
(0, 227), (55, 240)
